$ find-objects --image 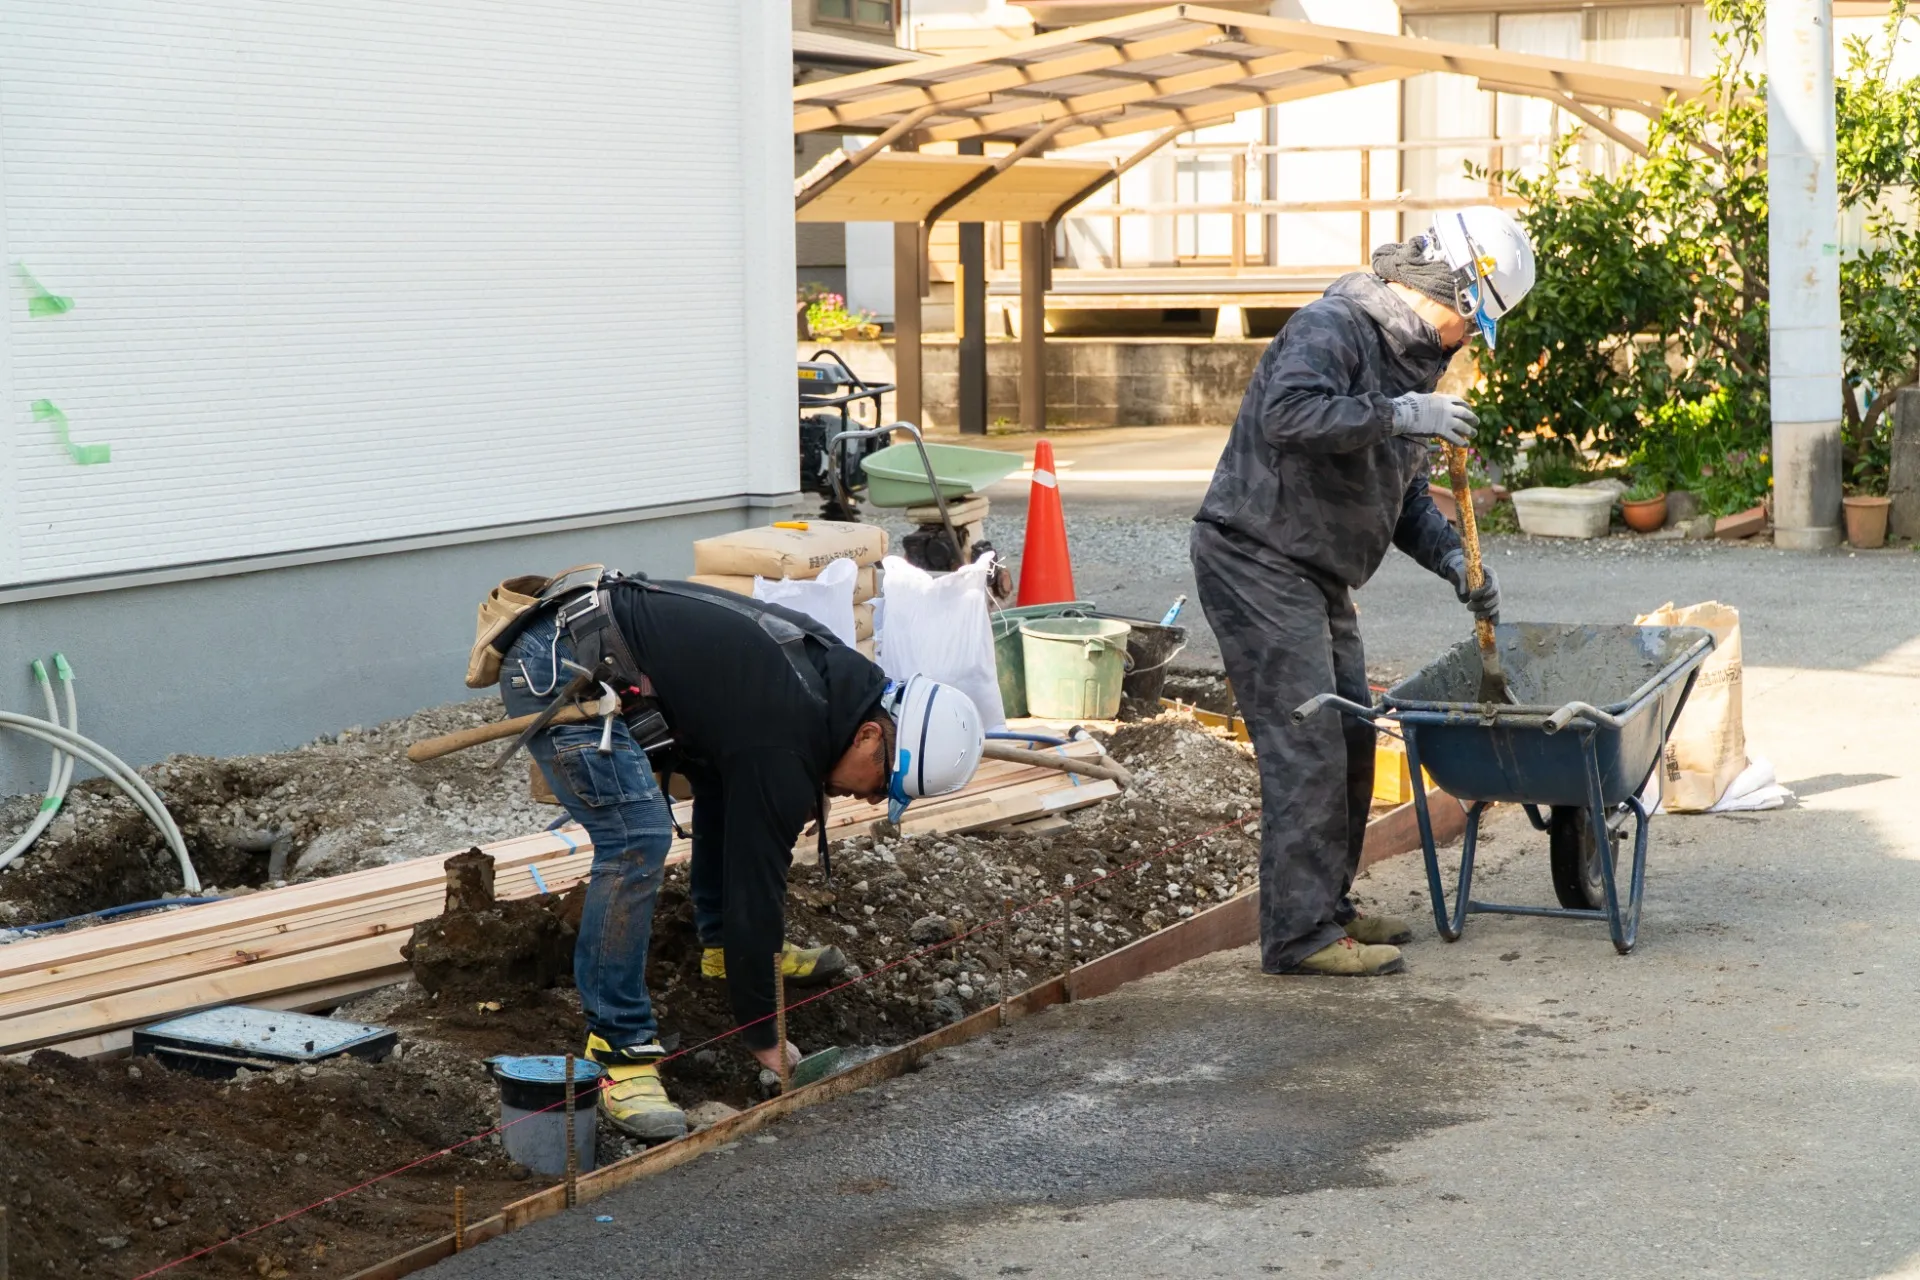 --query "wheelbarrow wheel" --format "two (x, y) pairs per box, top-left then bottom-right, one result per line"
(1548, 805), (1623, 910)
